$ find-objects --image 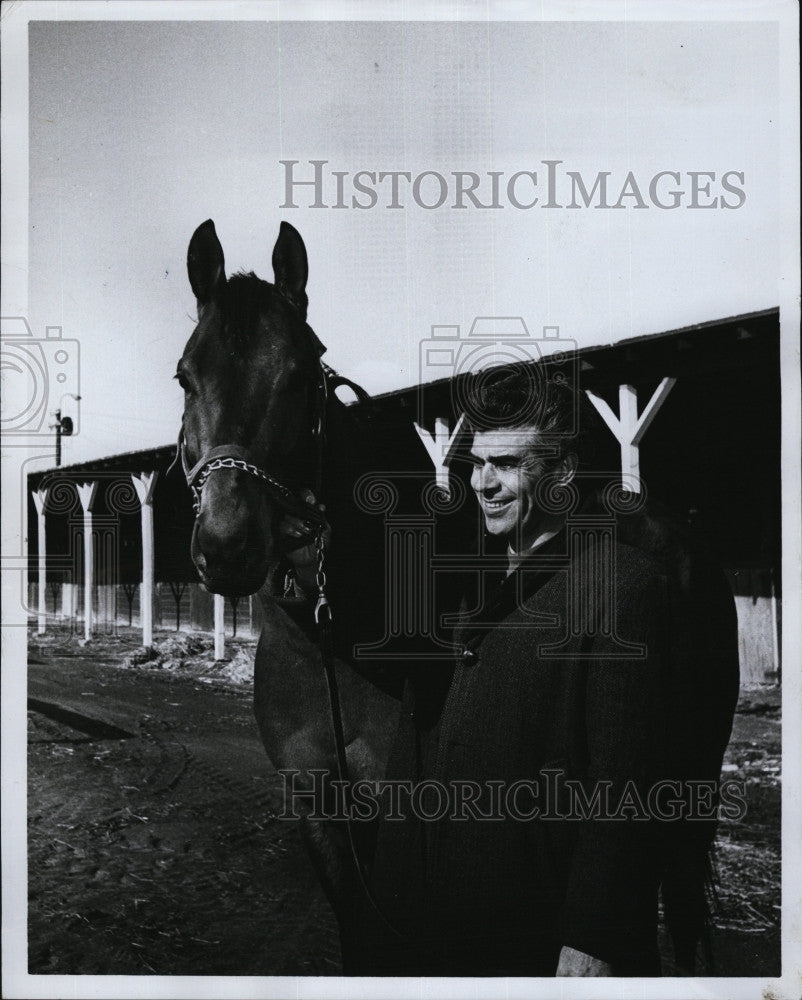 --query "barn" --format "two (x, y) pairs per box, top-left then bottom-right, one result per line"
(27, 307), (781, 686)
